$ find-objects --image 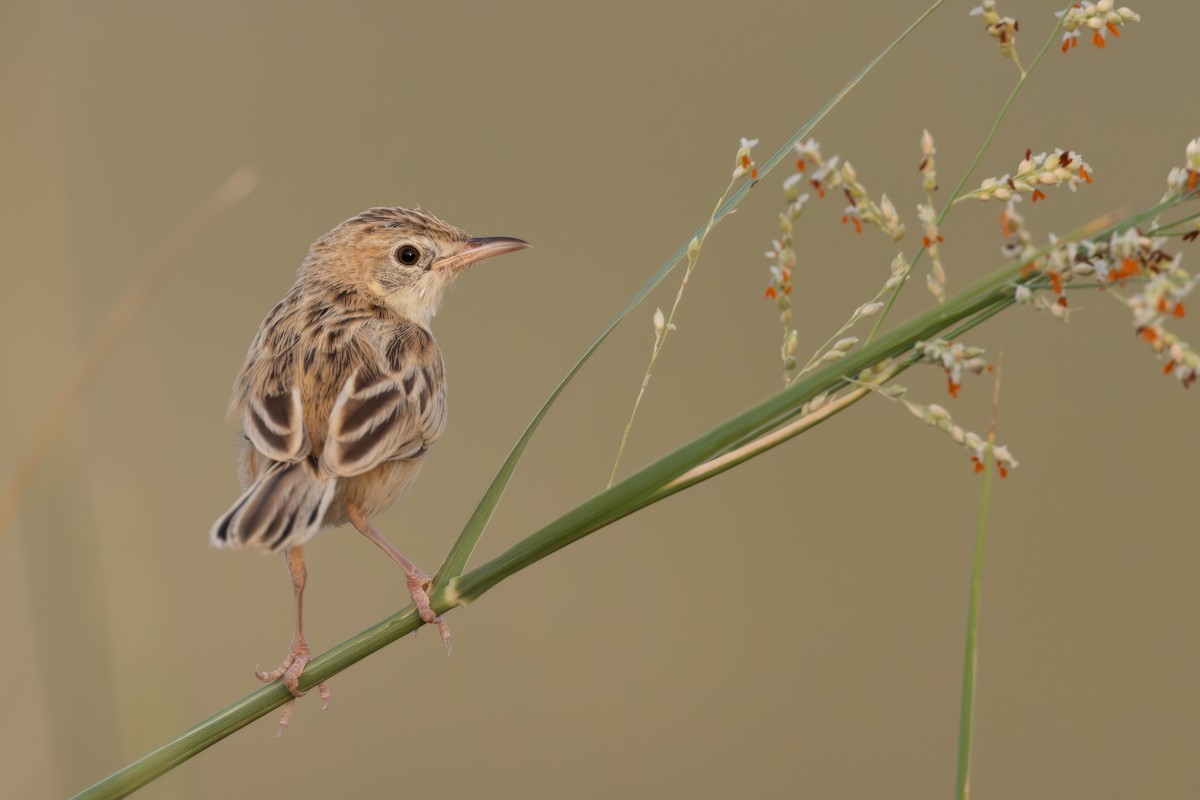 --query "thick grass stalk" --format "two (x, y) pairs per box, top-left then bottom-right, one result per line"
(447, 281), (1020, 606)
